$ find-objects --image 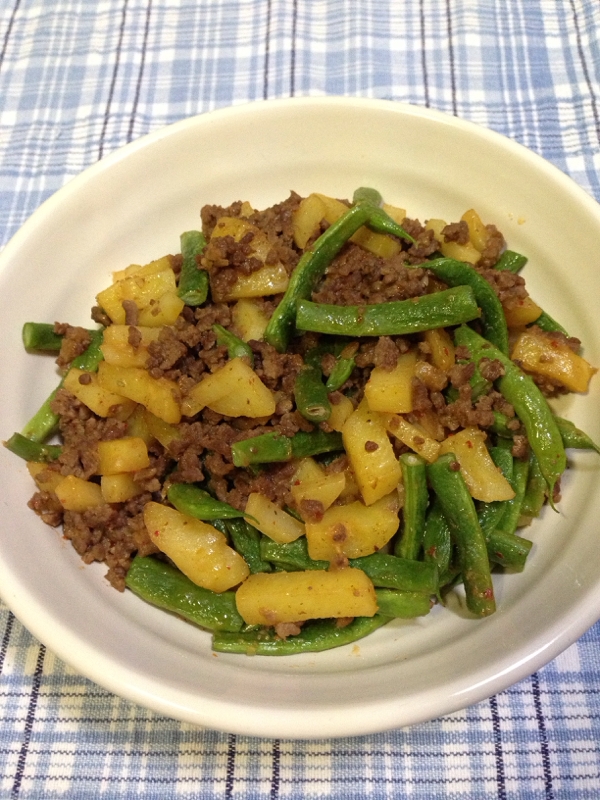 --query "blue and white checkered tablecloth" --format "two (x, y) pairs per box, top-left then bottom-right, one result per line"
(1, 1), (600, 797)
